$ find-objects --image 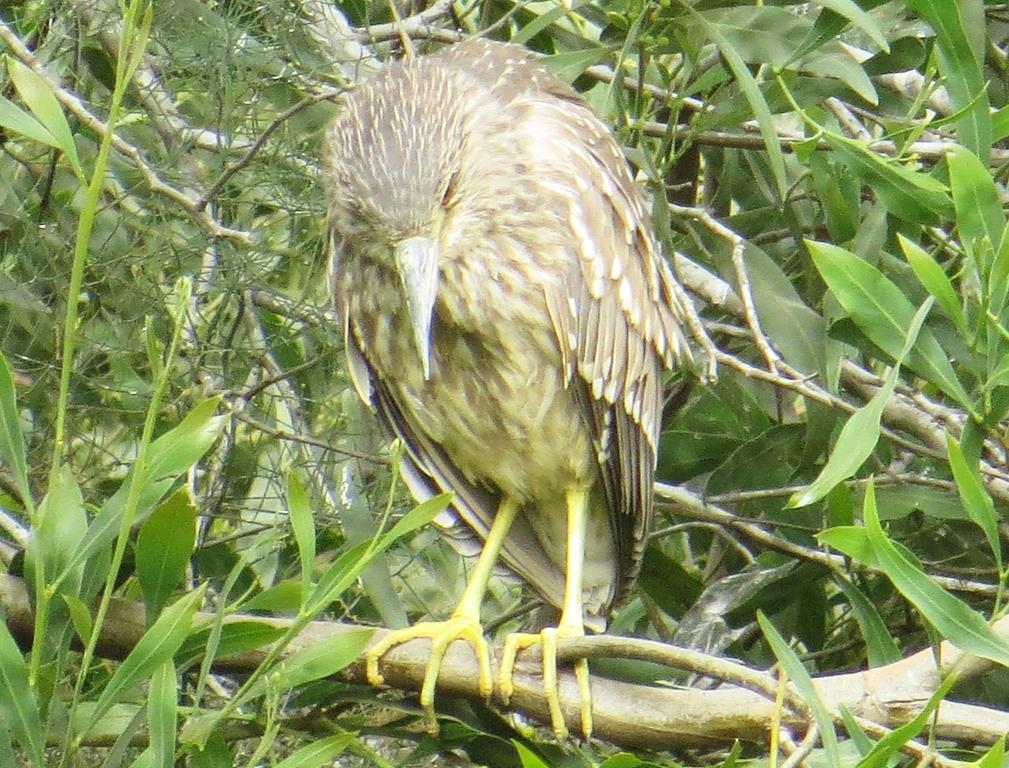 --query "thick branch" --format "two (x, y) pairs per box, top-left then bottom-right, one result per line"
(1, 574), (1003, 753)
